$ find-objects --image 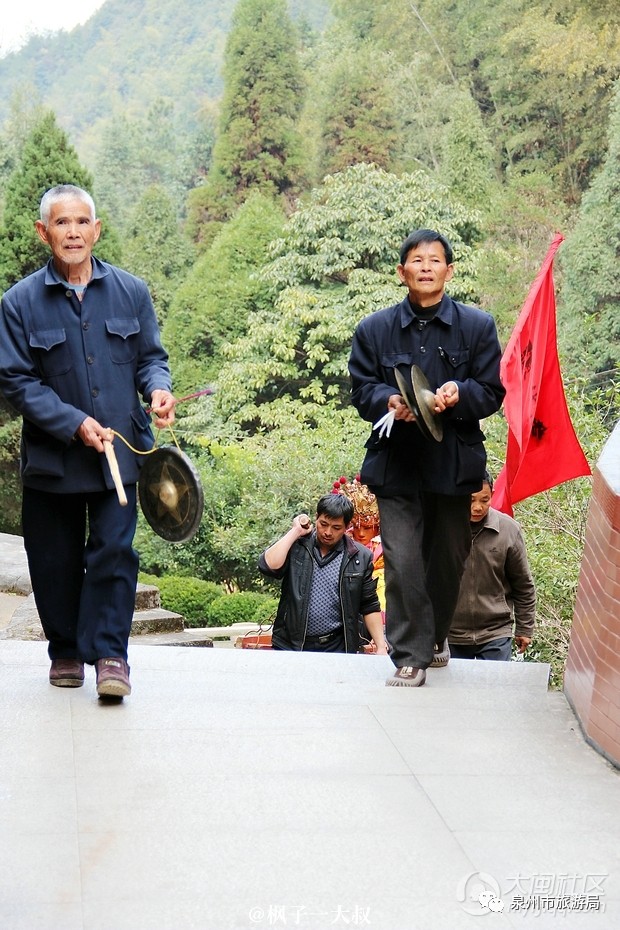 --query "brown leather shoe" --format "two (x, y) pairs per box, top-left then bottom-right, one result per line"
(49, 658), (84, 688)
(386, 666), (426, 687)
(96, 658), (131, 698)
(430, 639), (450, 668)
